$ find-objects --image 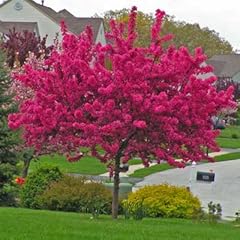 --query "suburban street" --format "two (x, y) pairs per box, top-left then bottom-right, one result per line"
(135, 156), (240, 219)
